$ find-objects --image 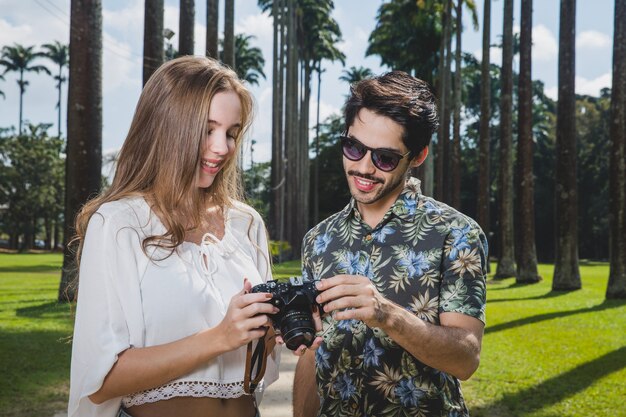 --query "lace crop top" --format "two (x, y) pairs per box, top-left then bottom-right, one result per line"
(68, 197), (280, 417)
